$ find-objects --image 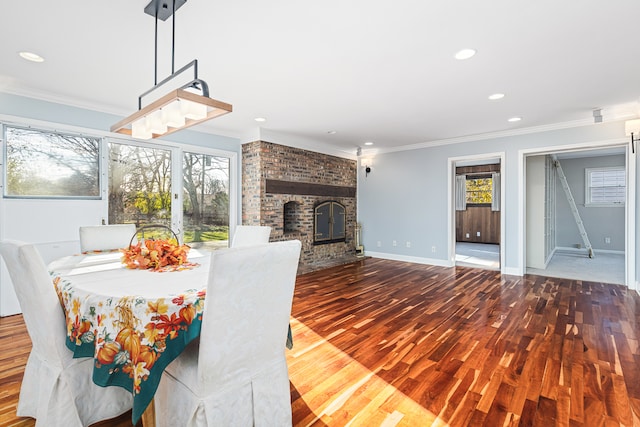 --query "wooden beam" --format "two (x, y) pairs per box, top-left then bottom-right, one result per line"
(265, 179), (356, 197)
